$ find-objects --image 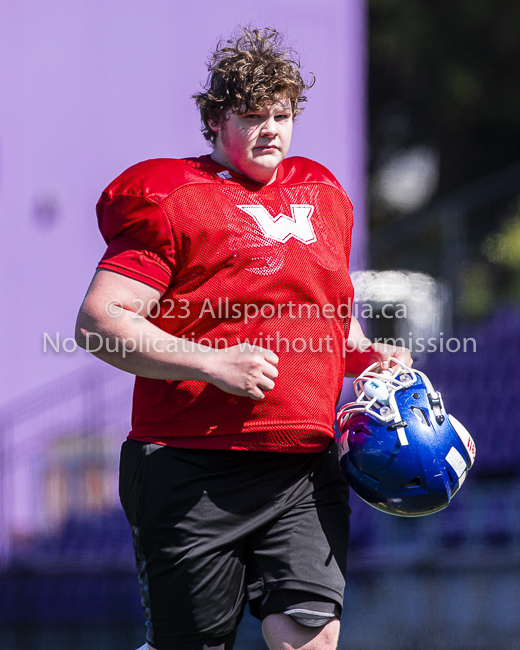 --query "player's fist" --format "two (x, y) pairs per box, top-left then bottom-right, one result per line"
(344, 339), (413, 377)
(368, 342), (413, 371)
(206, 344), (279, 400)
